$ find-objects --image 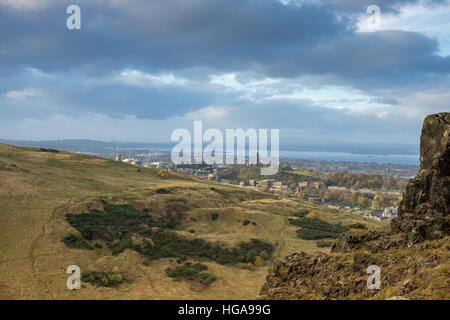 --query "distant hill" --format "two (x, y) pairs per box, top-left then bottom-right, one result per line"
(0, 139), (419, 155)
